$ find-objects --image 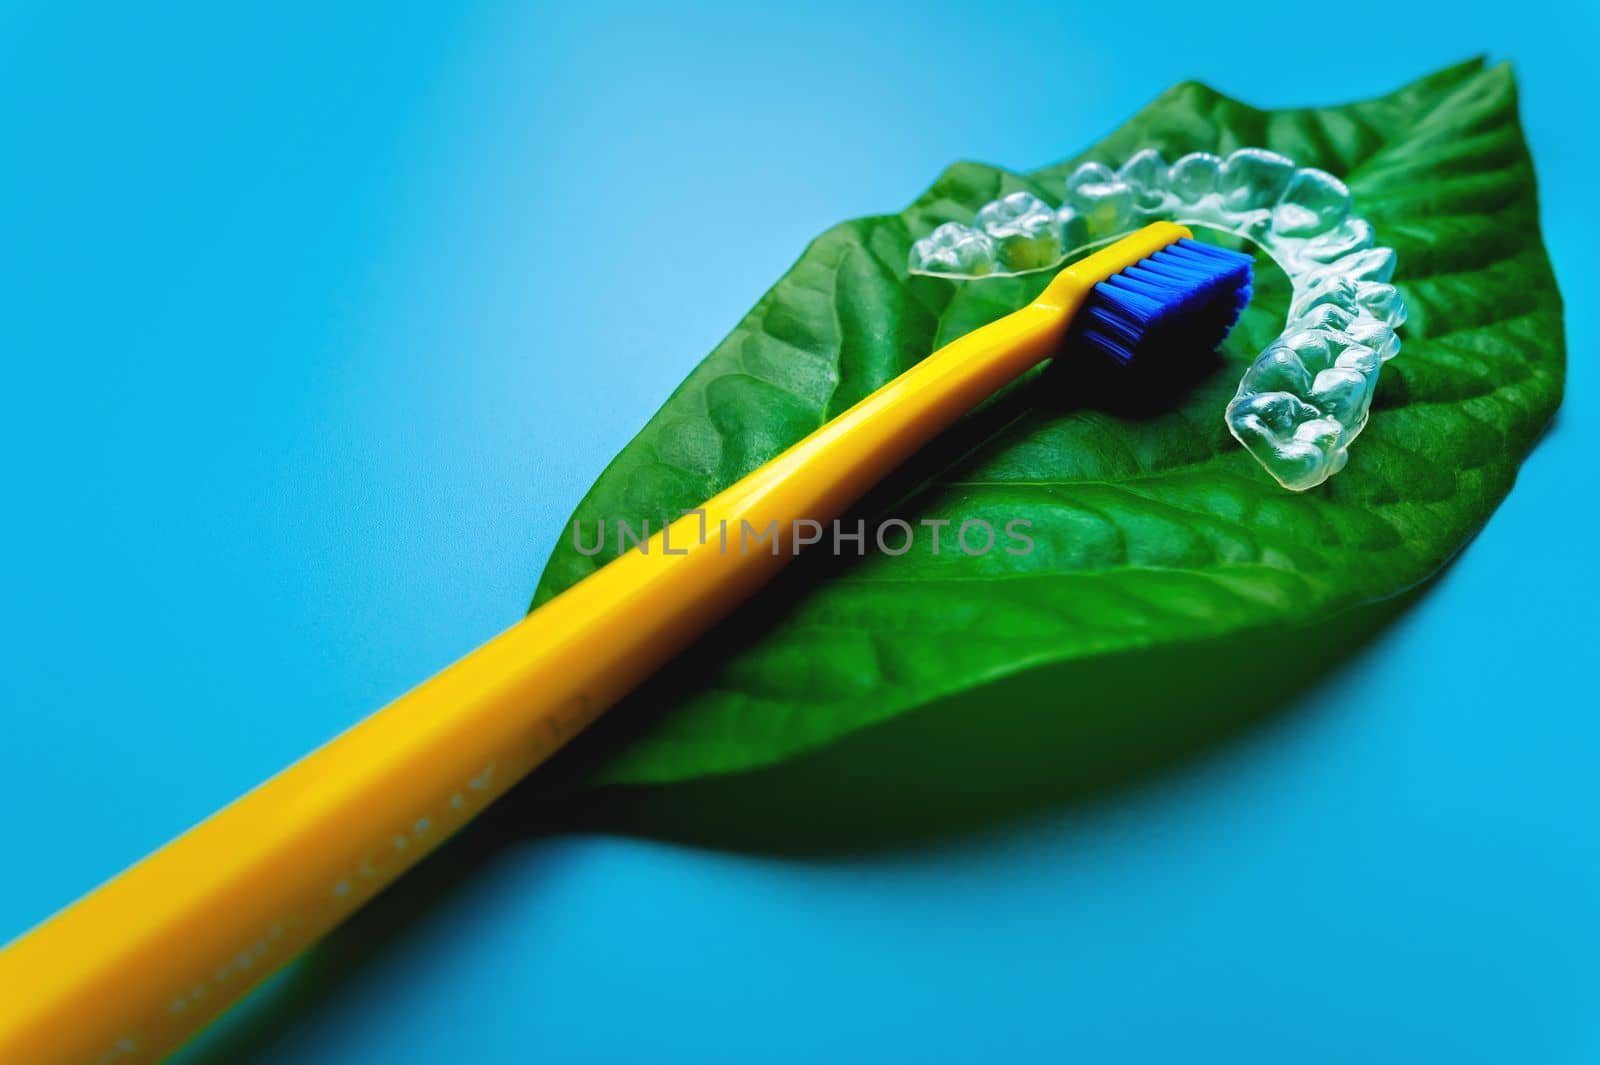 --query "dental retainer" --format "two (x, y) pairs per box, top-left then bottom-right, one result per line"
(908, 148), (1407, 492)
